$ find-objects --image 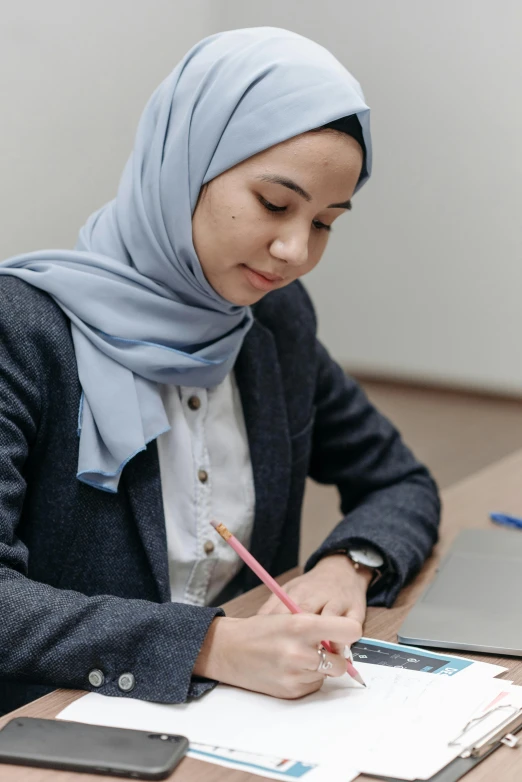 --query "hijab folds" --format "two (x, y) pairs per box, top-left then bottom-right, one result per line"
(0, 27), (371, 491)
